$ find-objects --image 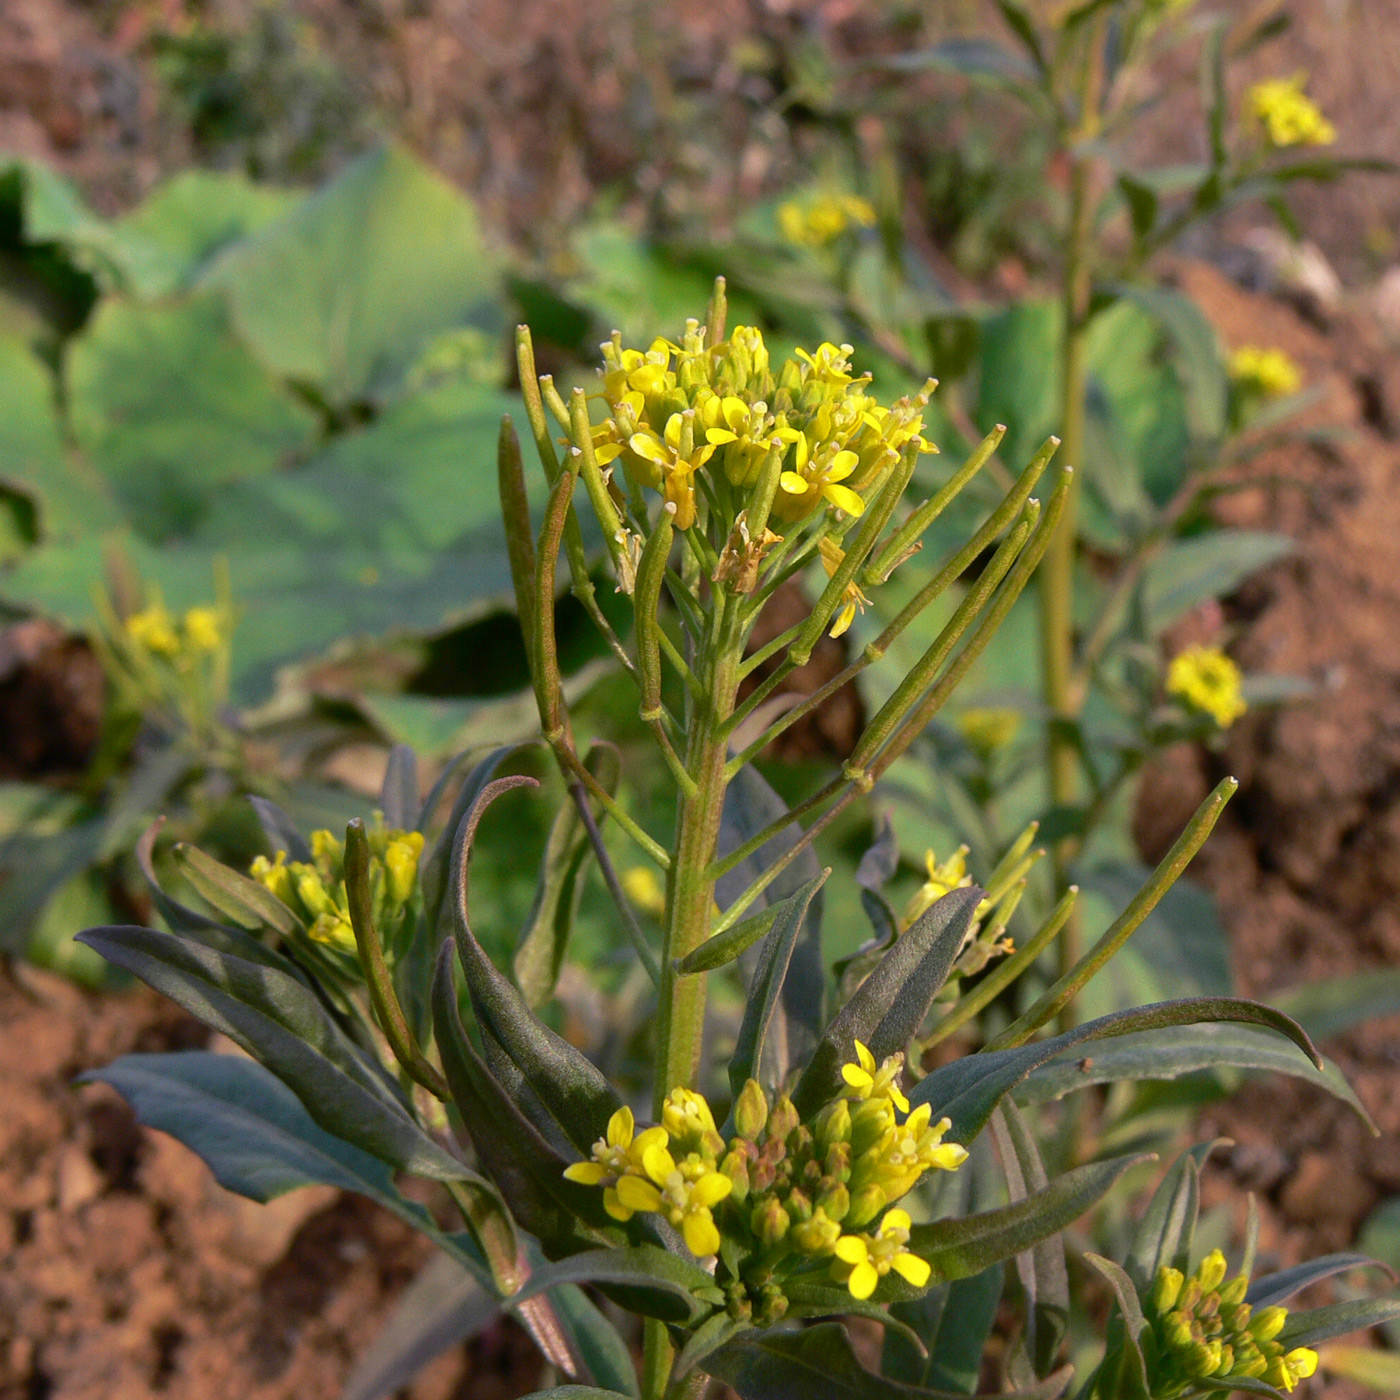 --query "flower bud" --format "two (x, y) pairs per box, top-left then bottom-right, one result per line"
(751, 1196), (790, 1246)
(1184, 1340), (1223, 1380)
(814, 1099), (851, 1153)
(1196, 1249), (1228, 1293)
(1151, 1266), (1184, 1314)
(1249, 1306), (1287, 1343)
(817, 1183), (850, 1223)
(1219, 1273), (1249, 1307)
(786, 1188), (813, 1223)
(786, 1124), (814, 1161)
(735, 1079), (769, 1140)
(1214, 1344), (1234, 1377)
(791, 1208), (842, 1256)
(720, 1149), (750, 1203)
(850, 1101), (893, 1158)
(845, 1184), (886, 1230)
(758, 1283), (788, 1324)
(824, 1141), (852, 1182)
(767, 1095), (799, 1143)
